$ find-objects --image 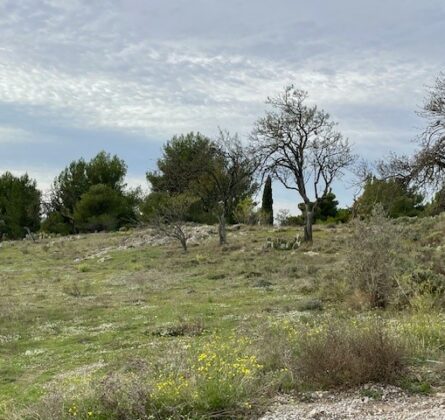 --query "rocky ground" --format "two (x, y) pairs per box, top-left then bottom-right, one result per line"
(260, 385), (445, 419)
